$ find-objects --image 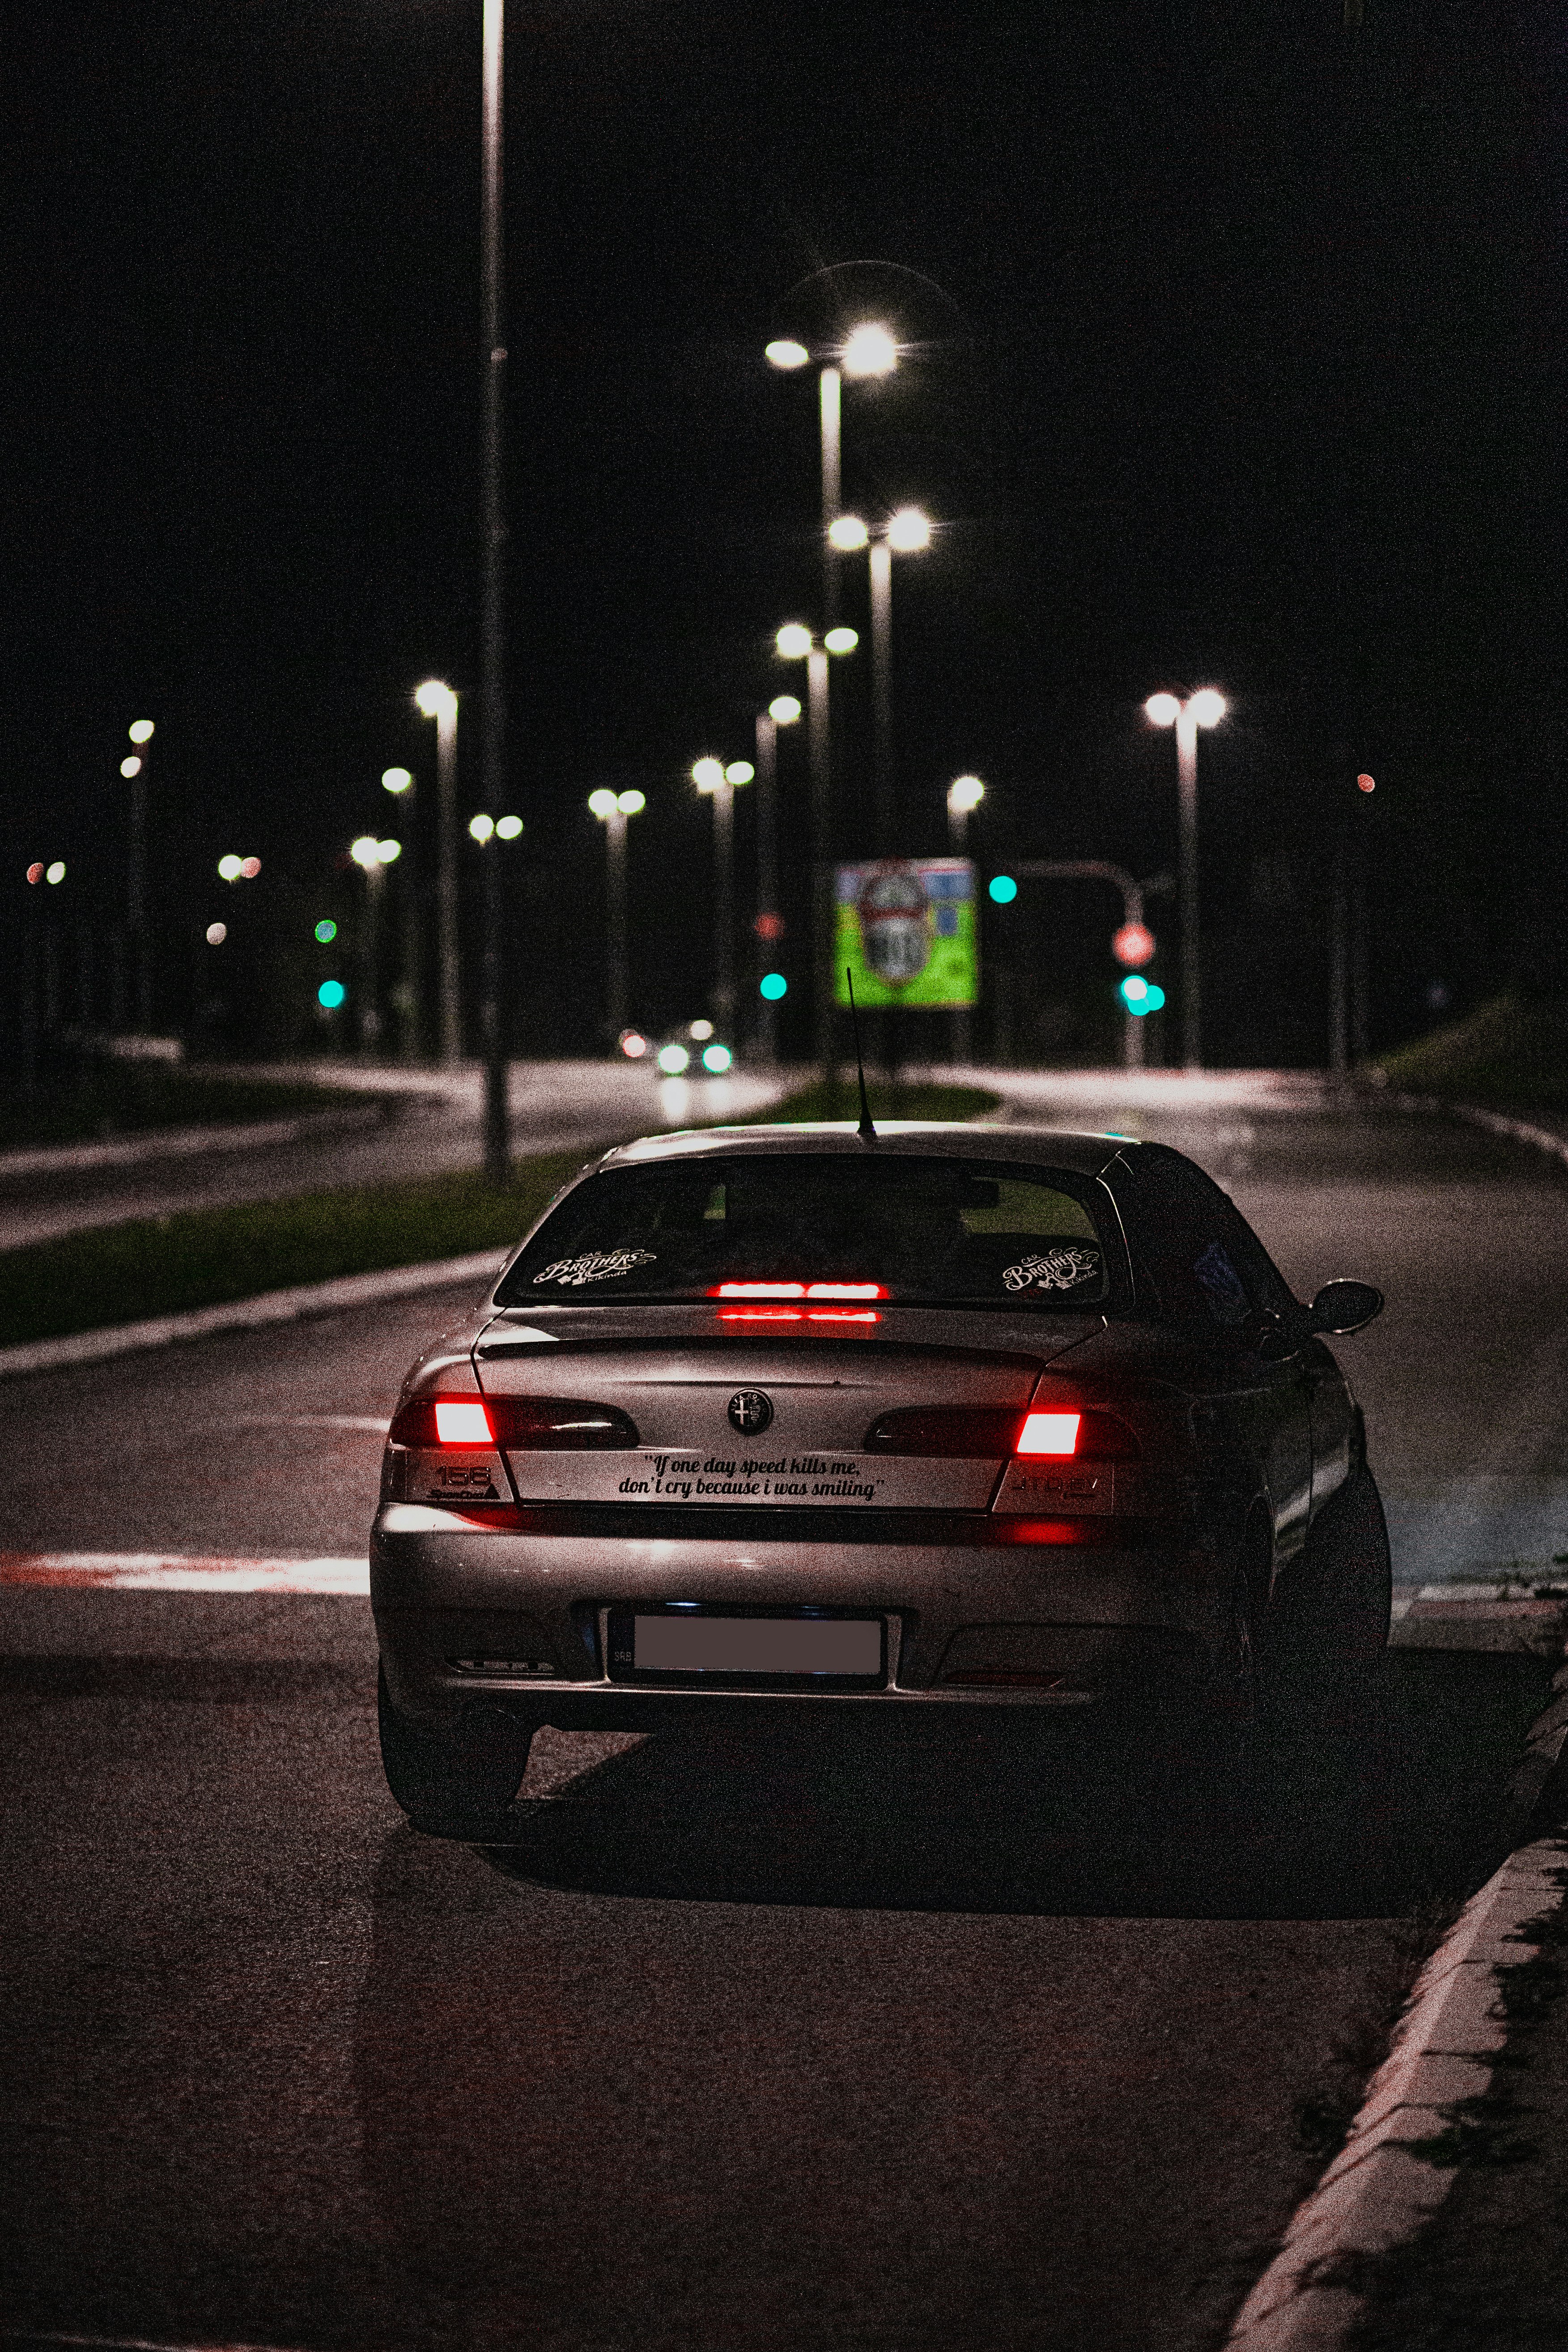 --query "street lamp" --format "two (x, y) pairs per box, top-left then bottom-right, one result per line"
(767, 321), (899, 625)
(829, 508), (932, 849)
(381, 767), (421, 1062)
(588, 787), (646, 1042)
(946, 773), (985, 851)
(752, 694), (800, 1065)
(414, 679), (460, 1066)
(1145, 688), (1226, 1072)
(776, 622), (858, 1087)
(693, 756), (754, 1041)
(122, 719), (155, 1034)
